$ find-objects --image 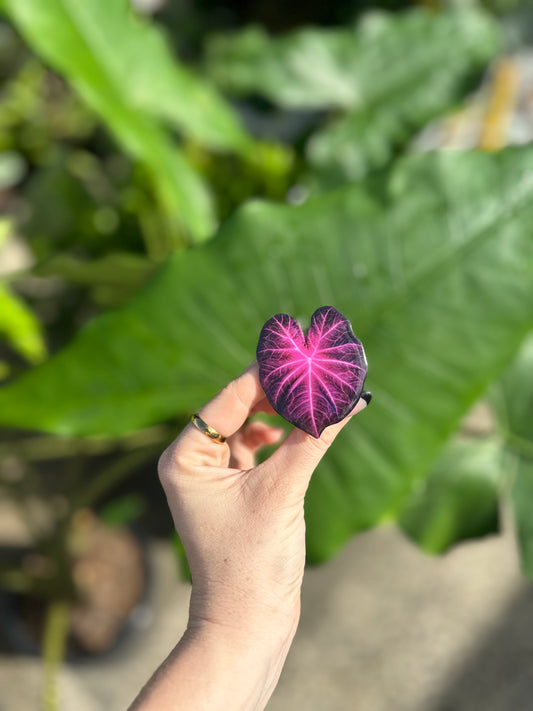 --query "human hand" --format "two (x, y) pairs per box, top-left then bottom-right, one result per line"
(159, 361), (369, 632)
(133, 362), (369, 710)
